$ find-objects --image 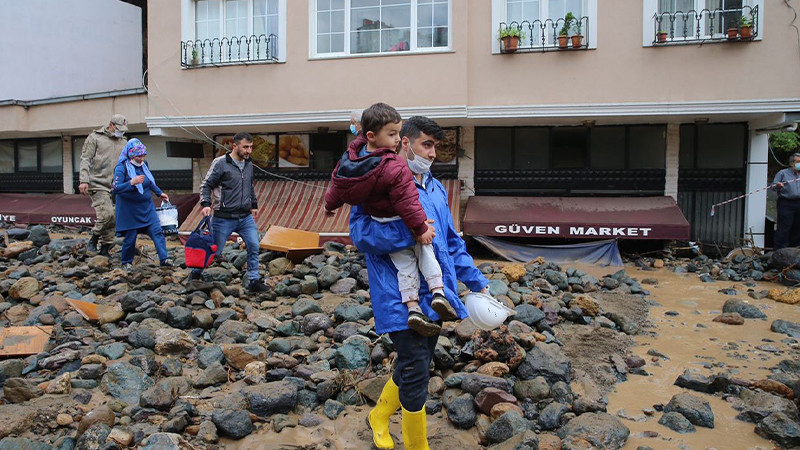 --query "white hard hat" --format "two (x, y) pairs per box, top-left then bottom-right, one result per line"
(463, 292), (516, 330)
